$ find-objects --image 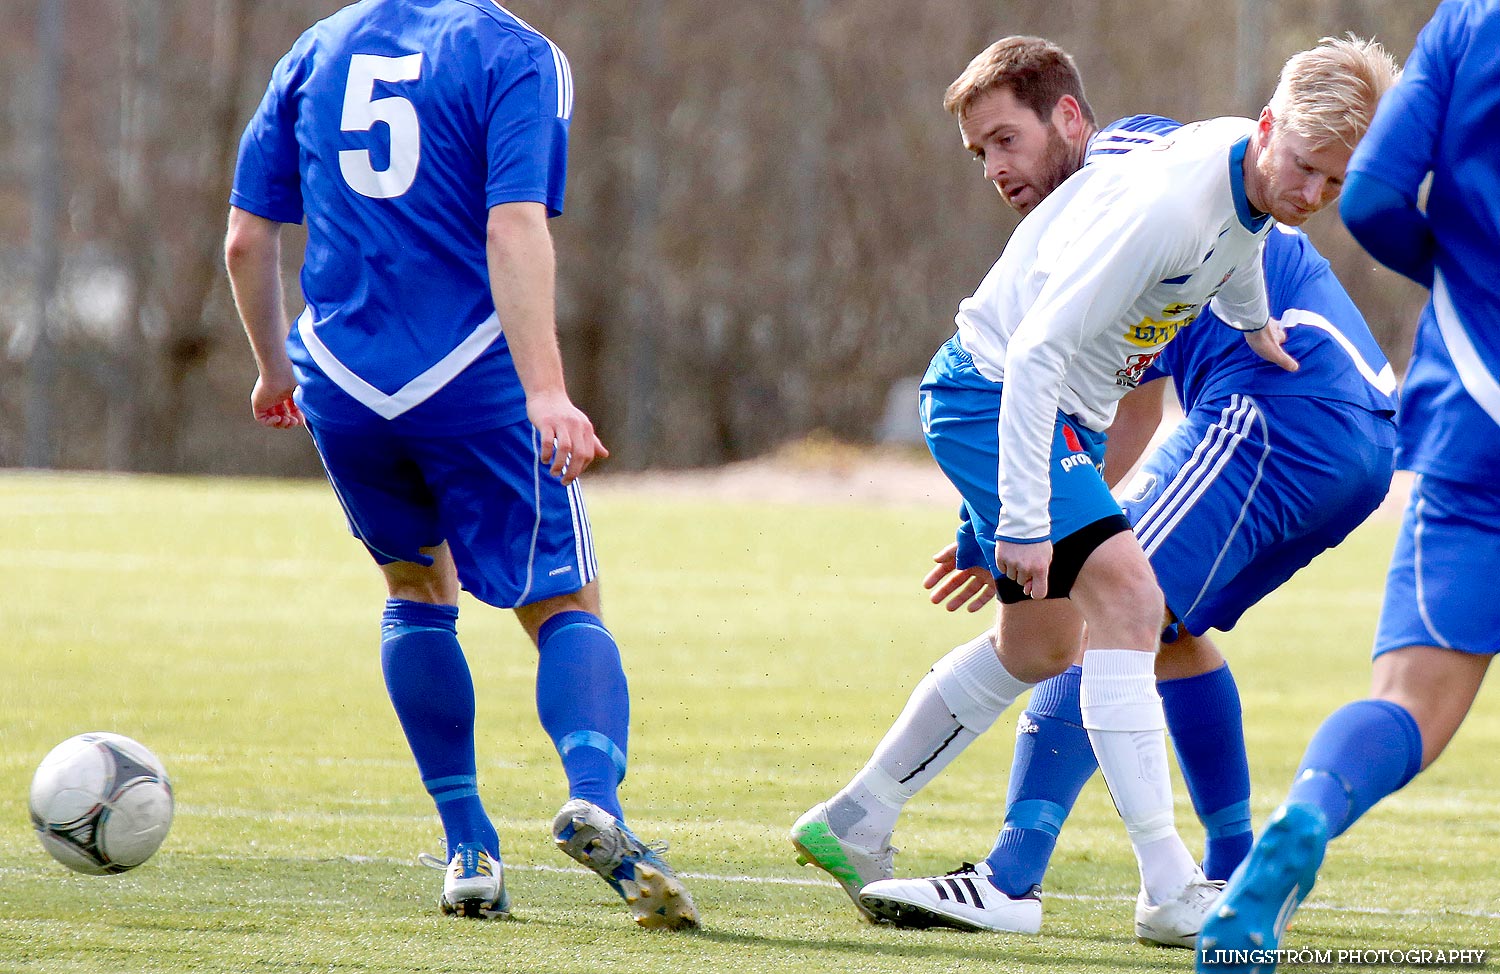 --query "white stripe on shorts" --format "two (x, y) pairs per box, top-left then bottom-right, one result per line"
(565, 479), (589, 584)
(1179, 401), (1271, 621)
(514, 428), (545, 608)
(1134, 395), (1258, 557)
(571, 480), (598, 581)
(1412, 477), (1456, 650)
